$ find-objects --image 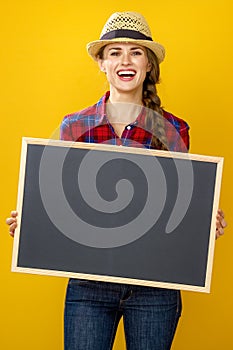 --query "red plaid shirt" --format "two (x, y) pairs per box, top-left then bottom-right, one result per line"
(60, 92), (189, 152)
